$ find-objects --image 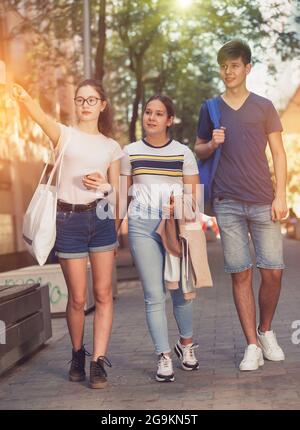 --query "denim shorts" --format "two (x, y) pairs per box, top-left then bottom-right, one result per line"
(213, 198), (285, 273)
(55, 200), (118, 259)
